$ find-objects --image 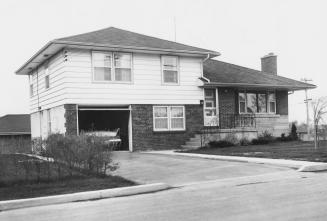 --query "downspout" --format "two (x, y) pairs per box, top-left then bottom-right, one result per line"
(36, 68), (42, 141)
(201, 54), (211, 83)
